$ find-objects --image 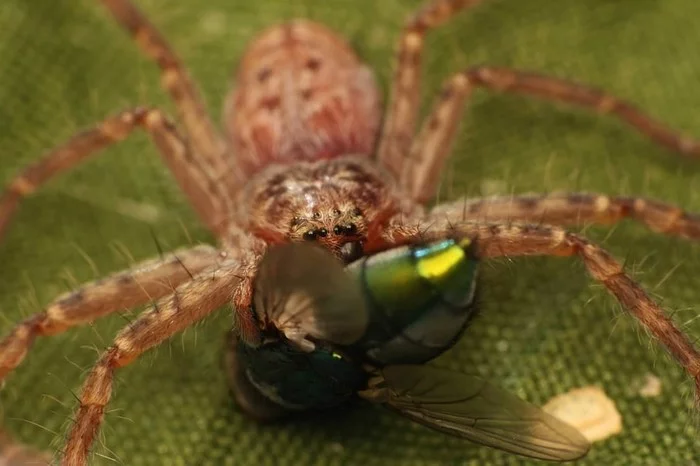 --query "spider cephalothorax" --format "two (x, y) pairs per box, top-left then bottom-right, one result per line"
(1, 0), (700, 464)
(236, 156), (405, 259)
